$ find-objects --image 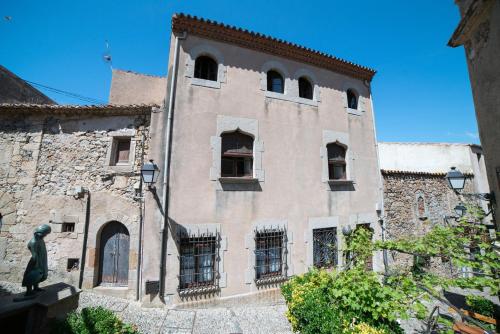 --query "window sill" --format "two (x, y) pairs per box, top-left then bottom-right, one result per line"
(191, 77), (221, 89)
(219, 177), (259, 184)
(178, 284), (219, 296)
(346, 107), (363, 116)
(254, 275), (288, 286)
(327, 179), (355, 185)
(105, 165), (134, 173)
(265, 91), (318, 107)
